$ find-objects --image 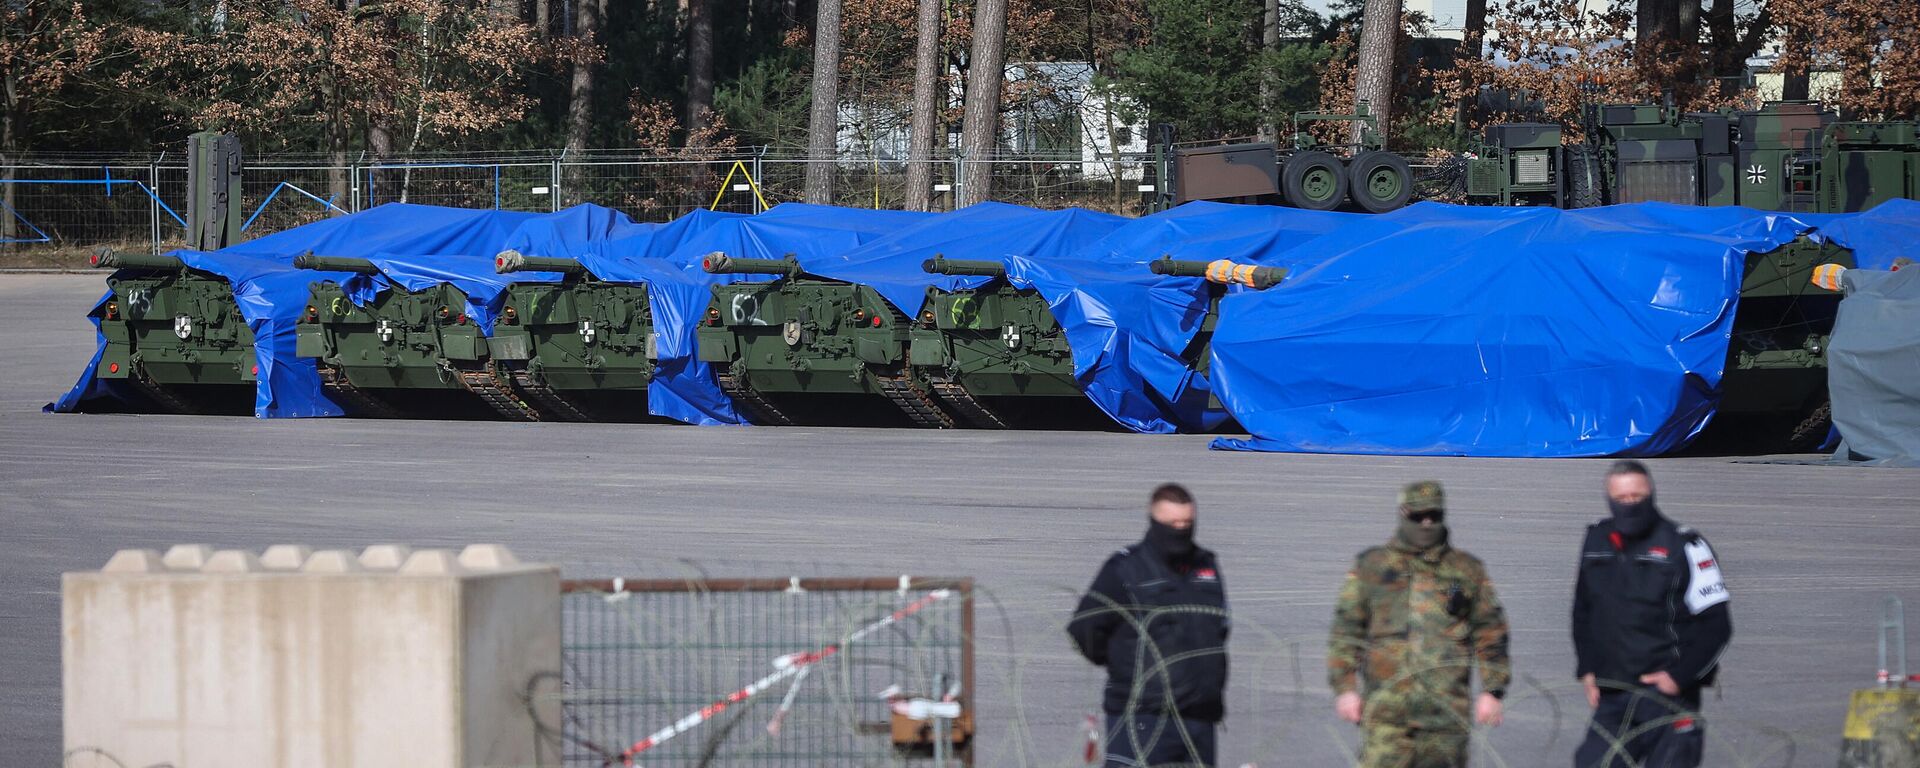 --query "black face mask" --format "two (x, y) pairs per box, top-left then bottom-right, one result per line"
(1608, 496), (1659, 538)
(1145, 519), (1196, 561)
